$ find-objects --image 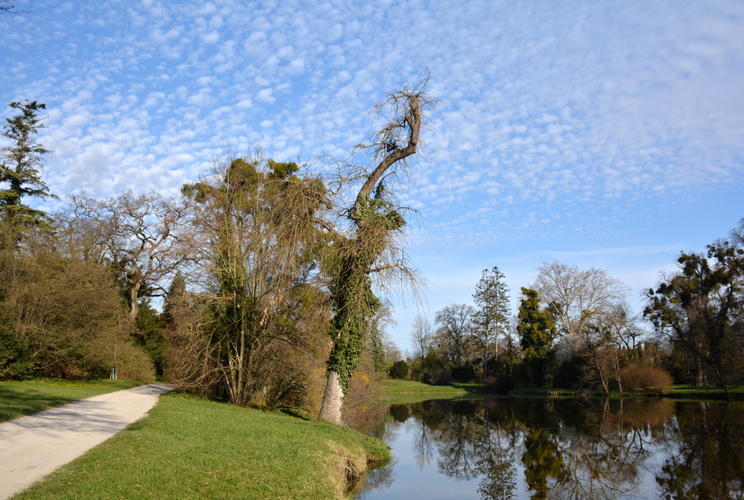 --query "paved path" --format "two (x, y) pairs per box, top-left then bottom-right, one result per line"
(0, 383), (173, 499)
